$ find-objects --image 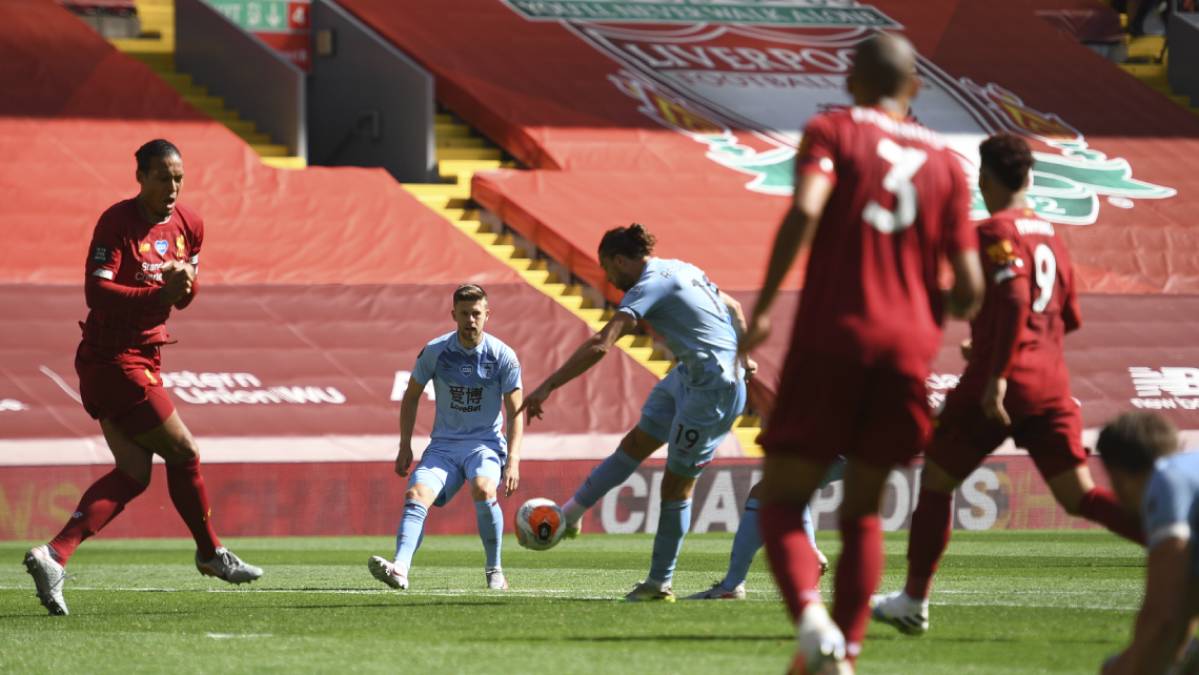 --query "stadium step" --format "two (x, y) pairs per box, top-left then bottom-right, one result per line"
(1118, 35), (1199, 117)
(106, 0), (306, 170)
(405, 110), (683, 393)
(733, 415), (764, 458)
